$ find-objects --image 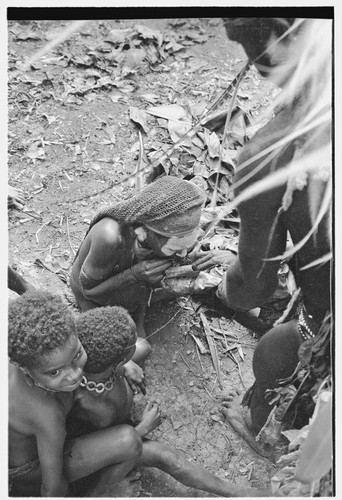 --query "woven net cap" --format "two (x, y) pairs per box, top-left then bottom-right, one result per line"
(88, 176), (206, 237)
